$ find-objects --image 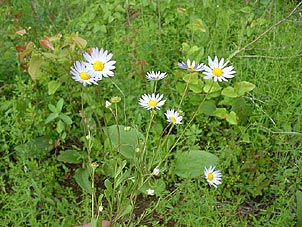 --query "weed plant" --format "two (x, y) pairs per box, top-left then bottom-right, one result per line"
(0, 0), (302, 227)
